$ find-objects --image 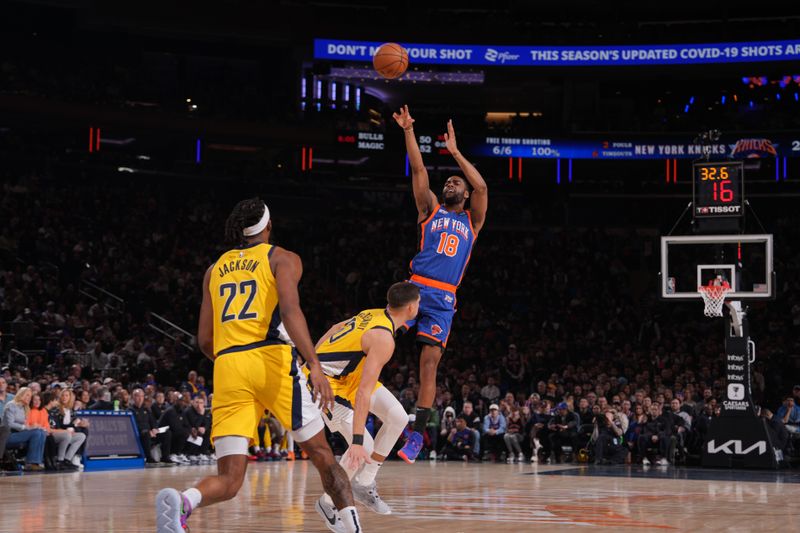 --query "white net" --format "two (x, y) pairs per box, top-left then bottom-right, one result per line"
(698, 285), (730, 317)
